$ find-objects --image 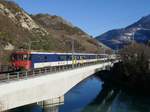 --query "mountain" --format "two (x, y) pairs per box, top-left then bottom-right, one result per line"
(0, 0), (107, 54)
(96, 15), (150, 49)
(31, 14), (107, 53)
